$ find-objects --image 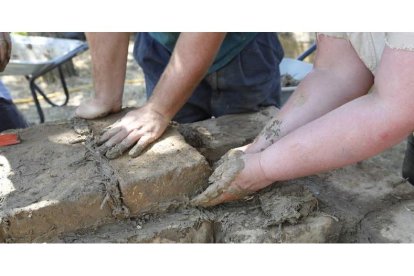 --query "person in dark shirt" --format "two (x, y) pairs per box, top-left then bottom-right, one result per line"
(75, 32), (284, 159)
